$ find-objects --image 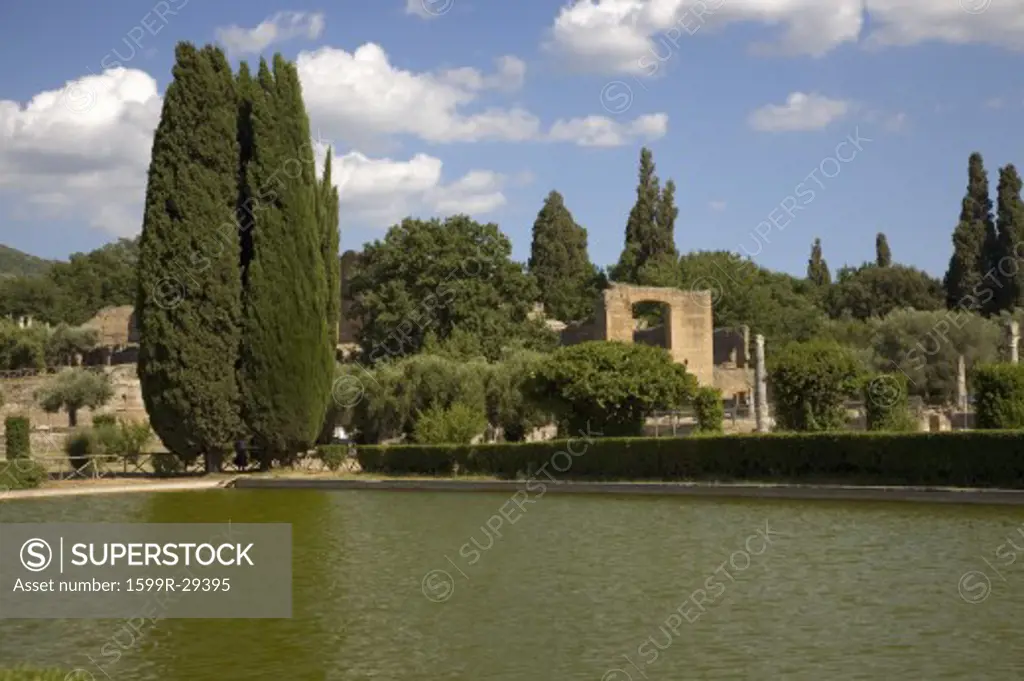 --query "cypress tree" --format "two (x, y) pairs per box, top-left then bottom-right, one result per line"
(319, 149), (341, 349)
(875, 233), (892, 267)
(238, 55), (331, 466)
(528, 190), (599, 322)
(136, 43), (242, 470)
(807, 238), (831, 287)
(944, 152), (994, 310)
(993, 164), (1024, 312)
(653, 178), (679, 261)
(613, 147), (660, 283)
